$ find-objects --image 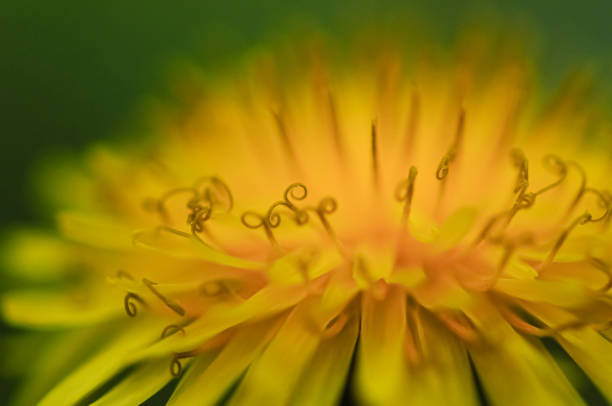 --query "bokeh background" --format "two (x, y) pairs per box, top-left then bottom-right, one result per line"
(1, 0), (611, 404)
(2, 0), (612, 229)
